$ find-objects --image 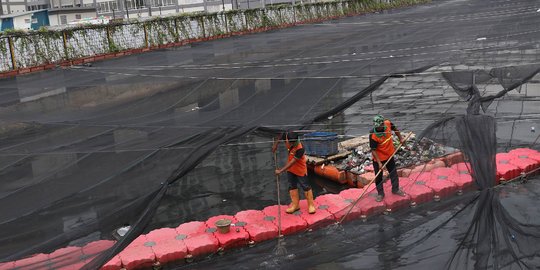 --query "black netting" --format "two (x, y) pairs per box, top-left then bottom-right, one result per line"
(2, 0), (540, 269)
